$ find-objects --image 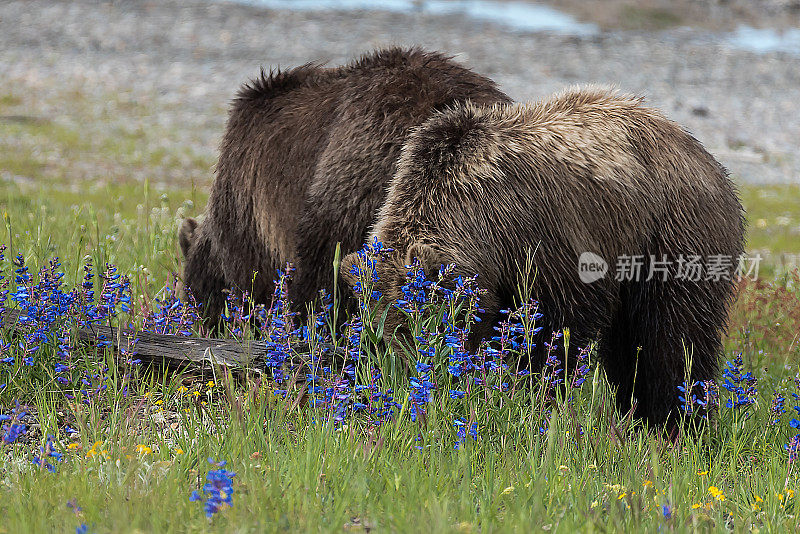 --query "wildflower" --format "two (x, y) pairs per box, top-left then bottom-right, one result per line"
(86, 441), (109, 459)
(191, 458), (236, 519)
(677, 380), (700, 414)
(32, 435), (63, 472)
(67, 499), (82, 515)
(143, 277), (198, 336)
(697, 470), (708, 476)
(136, 444), (152, 455)
(67, 443), (81, 451)
(770, 391), (787, 425)
(176, 448), (185, 455)
(643, 480), (653, 488)
(709, 486), (726, 501)
(790, 404), (800, 429)
(721, 355), (757, 410)
(662, 504), (672, 519)
(786, 434), (800, 463)
(1, 402), (27, 444)
(569, 345), (591, 391)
